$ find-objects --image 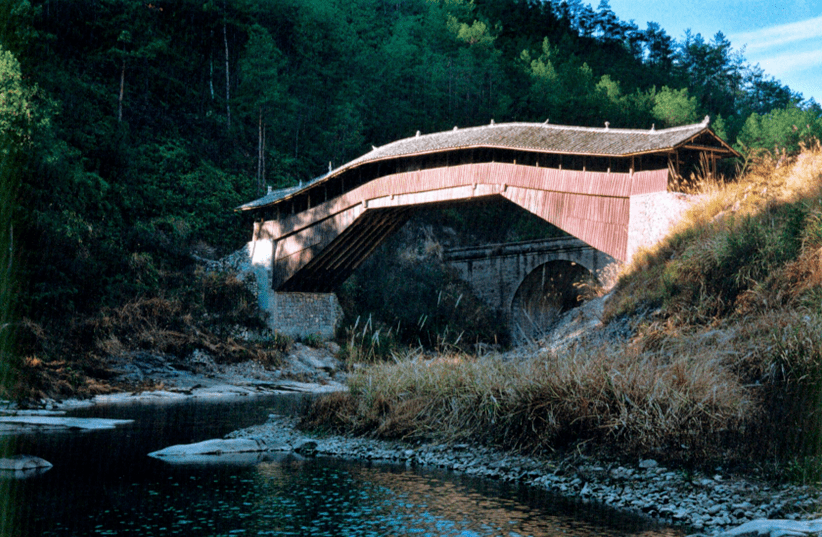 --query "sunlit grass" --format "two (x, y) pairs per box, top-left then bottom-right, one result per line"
(607, 142), (822, 324)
